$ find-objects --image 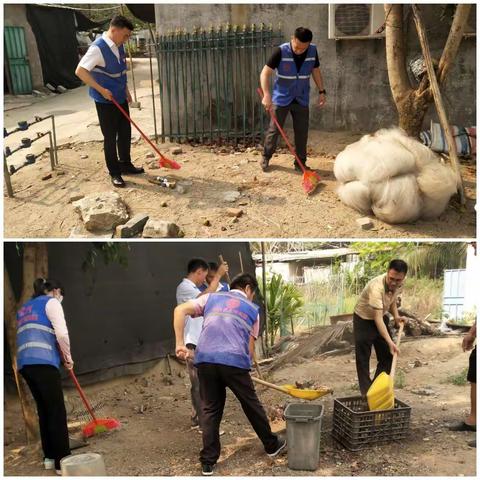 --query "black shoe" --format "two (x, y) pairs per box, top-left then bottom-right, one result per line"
(266, 438), (287, 457)
(260, 156), (270, 172)
(119, 163), (145, 174)
(111, 175), (126, 188)
(294, 161), (307, 172)
(201, 464), (214, 476)
(449, 421), (476, 432)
